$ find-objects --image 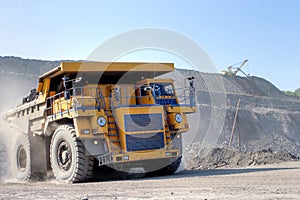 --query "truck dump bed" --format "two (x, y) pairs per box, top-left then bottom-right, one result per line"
(39, 62), (174, 81)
